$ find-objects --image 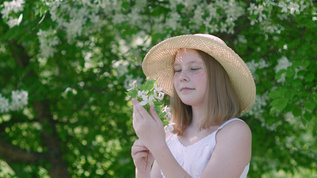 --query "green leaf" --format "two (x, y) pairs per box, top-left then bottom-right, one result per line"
(305, 73), (315, 82)
(291, 79), (302, 88)
(270, 98), (289, 112)
(292, 107), (302, 117)
(285, 67), (295, 79)
(275, 69), (286, 80)
(268, 88), (288, 99)
(303, 112), (312, 121)
(302, 60), (310, 68)
(303, 100), (316, 112)
(126, 90), (138, 98)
